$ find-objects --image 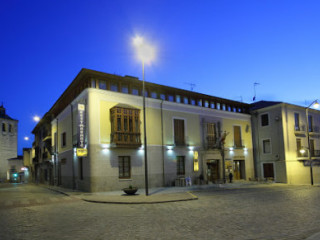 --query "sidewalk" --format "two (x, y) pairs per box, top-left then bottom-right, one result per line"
(44, 181), (273, 204)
